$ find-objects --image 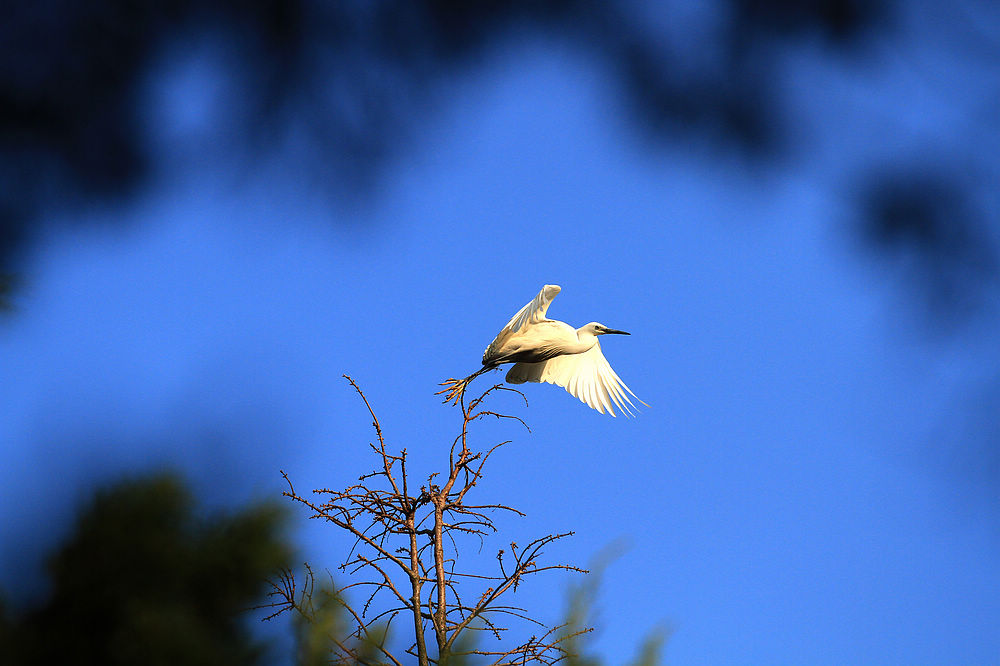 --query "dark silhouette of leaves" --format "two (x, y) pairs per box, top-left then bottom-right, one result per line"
(2, 473), (291, 665)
